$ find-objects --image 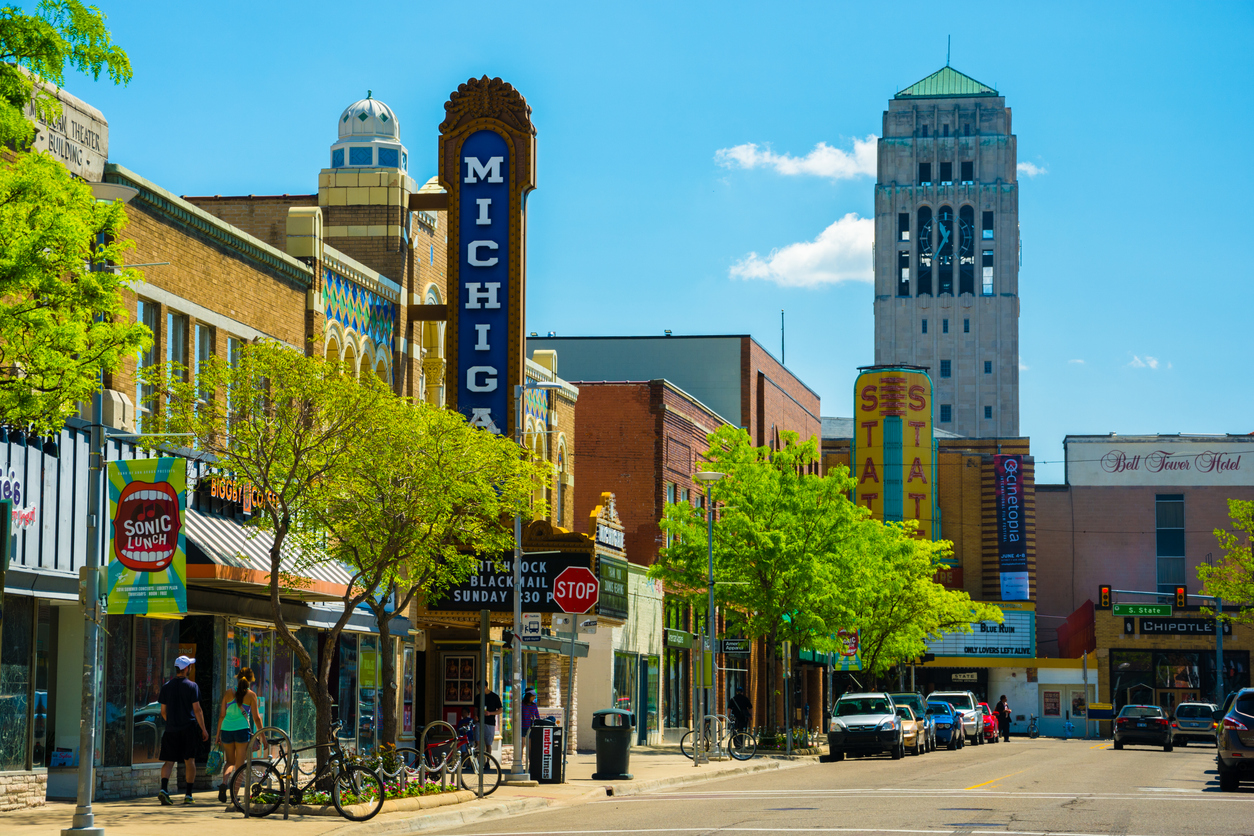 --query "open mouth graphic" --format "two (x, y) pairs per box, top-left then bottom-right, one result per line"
(112, 480), (182, 572)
